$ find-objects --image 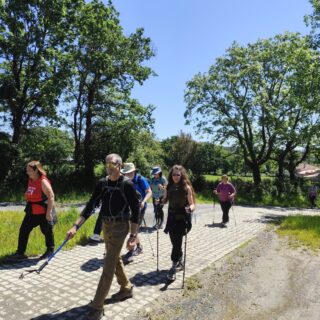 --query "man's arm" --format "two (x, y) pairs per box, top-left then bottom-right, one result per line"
(66, 180), (103, 239)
